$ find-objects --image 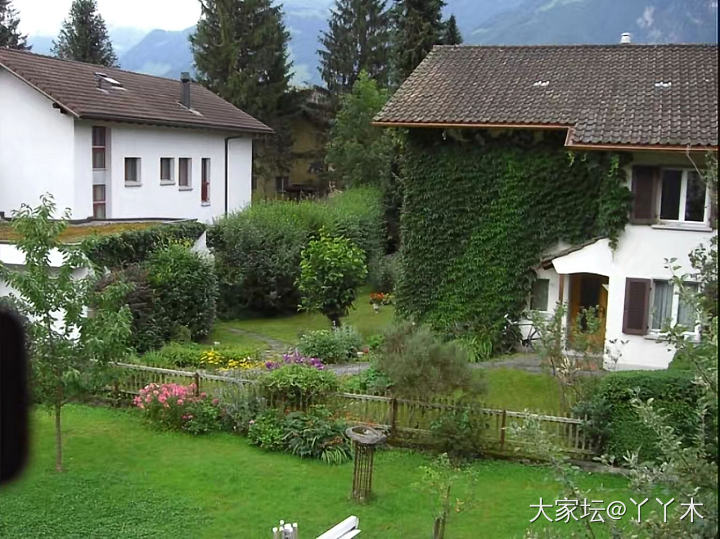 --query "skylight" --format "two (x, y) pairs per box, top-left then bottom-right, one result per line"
(532, 80), (550, 87)
(654, 81), (672, 88)
(95, 72), (125, 91)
